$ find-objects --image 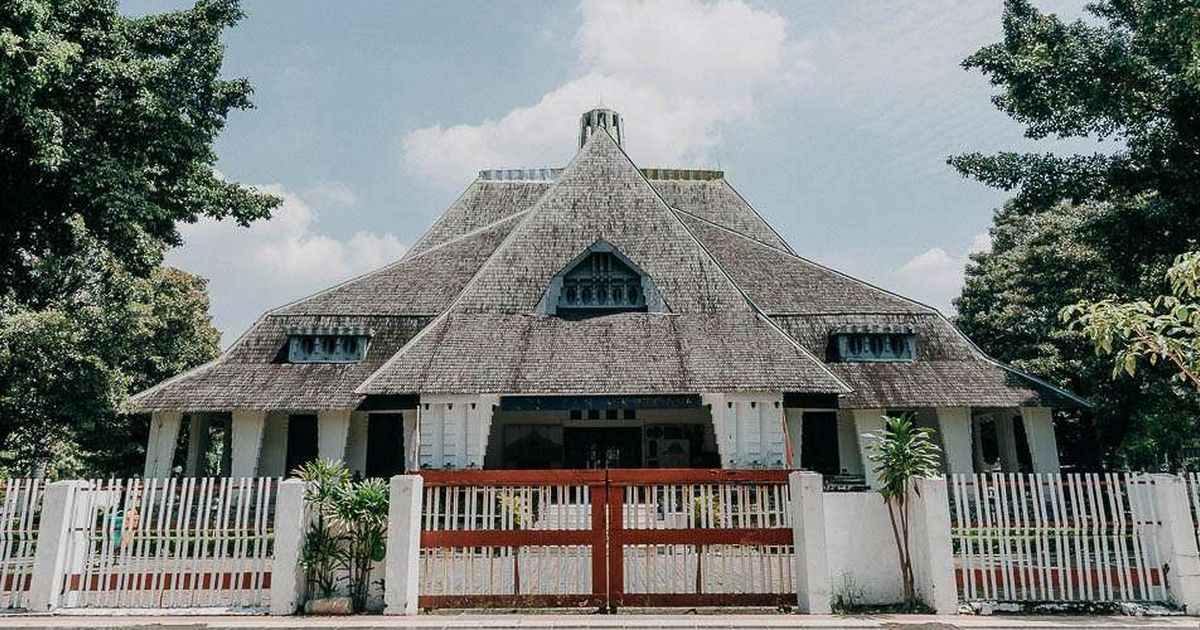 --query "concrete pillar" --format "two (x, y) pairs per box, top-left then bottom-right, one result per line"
(269, 479), (309, 615)
(318, 410), (352, 463)
(1139, 475), (1200, 613)
(258, 412), (289, 478)
(183, 414), (211, 477)
(346, 411), (369, 477)
(230, 410), (267, 478)
(995, 414), (1021, 472)
(1020, 407), (1060, 473)
(384, 475), (424, 615)
(936, 407), (974, 475)
(143, 411), (183, 478)
(909, 477), (958, 614)
(788, 471), (830, 614)
(29, 481), (88, 611)
(852, 409), (885, 489)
